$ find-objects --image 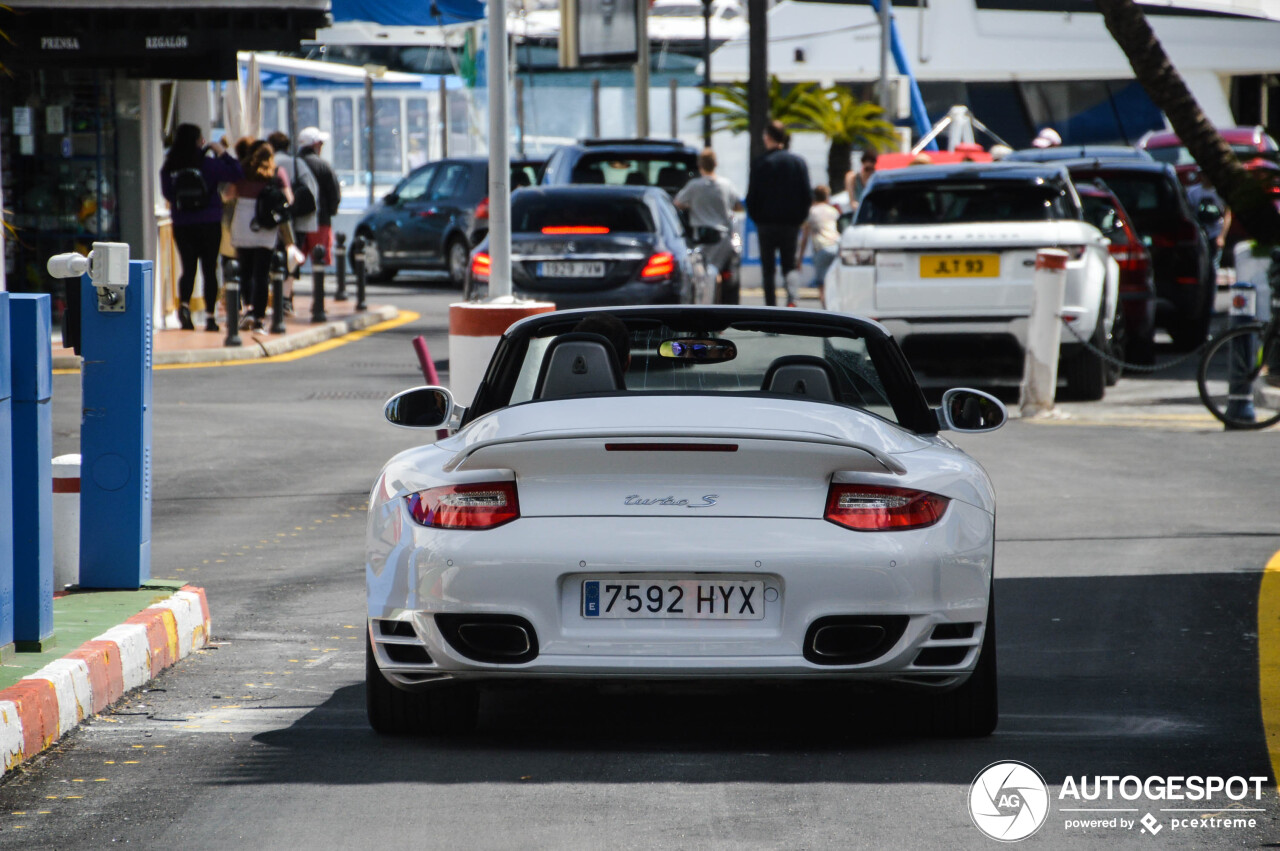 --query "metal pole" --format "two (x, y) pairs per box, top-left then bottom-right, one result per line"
(222, 258), (242, 346)
(669, 78), (678, 139)
(702, 0), (712, 147)
(516, 76), (526, 158)
(365, 71), (375, 207)
(591, 78), (601, 138)
(334, 232), (348, 301)
(439, 76), (449, 158)
(488, 0), (513, 297)
(747, 0), (767, 164)
(354, 237), (368, 311)
(878, 0), (893, 112)
(288, 75), (299, 140)
(635, 0), (650, 137)
(310, 244), (327, 323)
(269, 250), (287, 334)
